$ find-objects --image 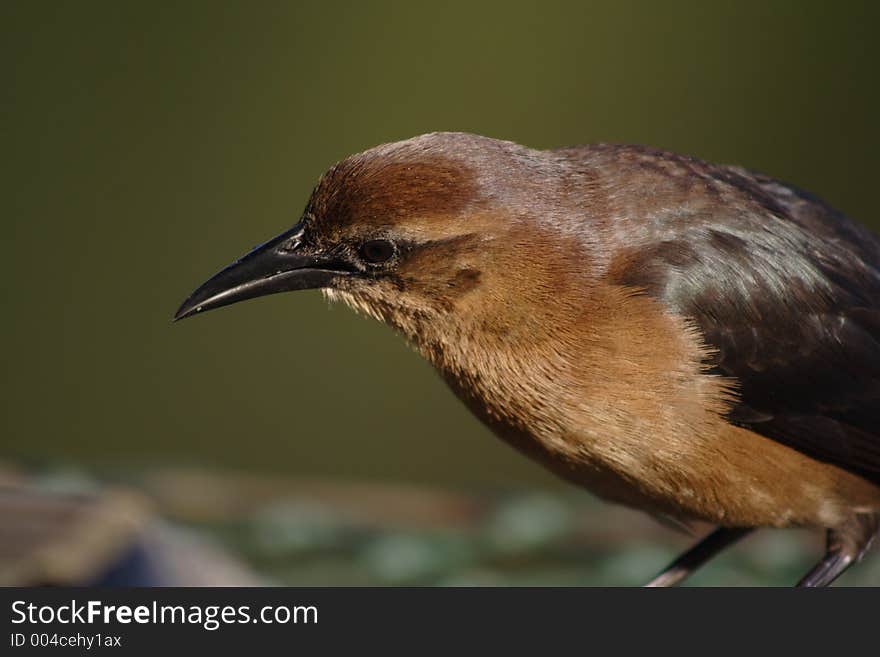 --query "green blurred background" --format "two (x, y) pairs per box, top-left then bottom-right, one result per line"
(3, 1), (880, 585)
